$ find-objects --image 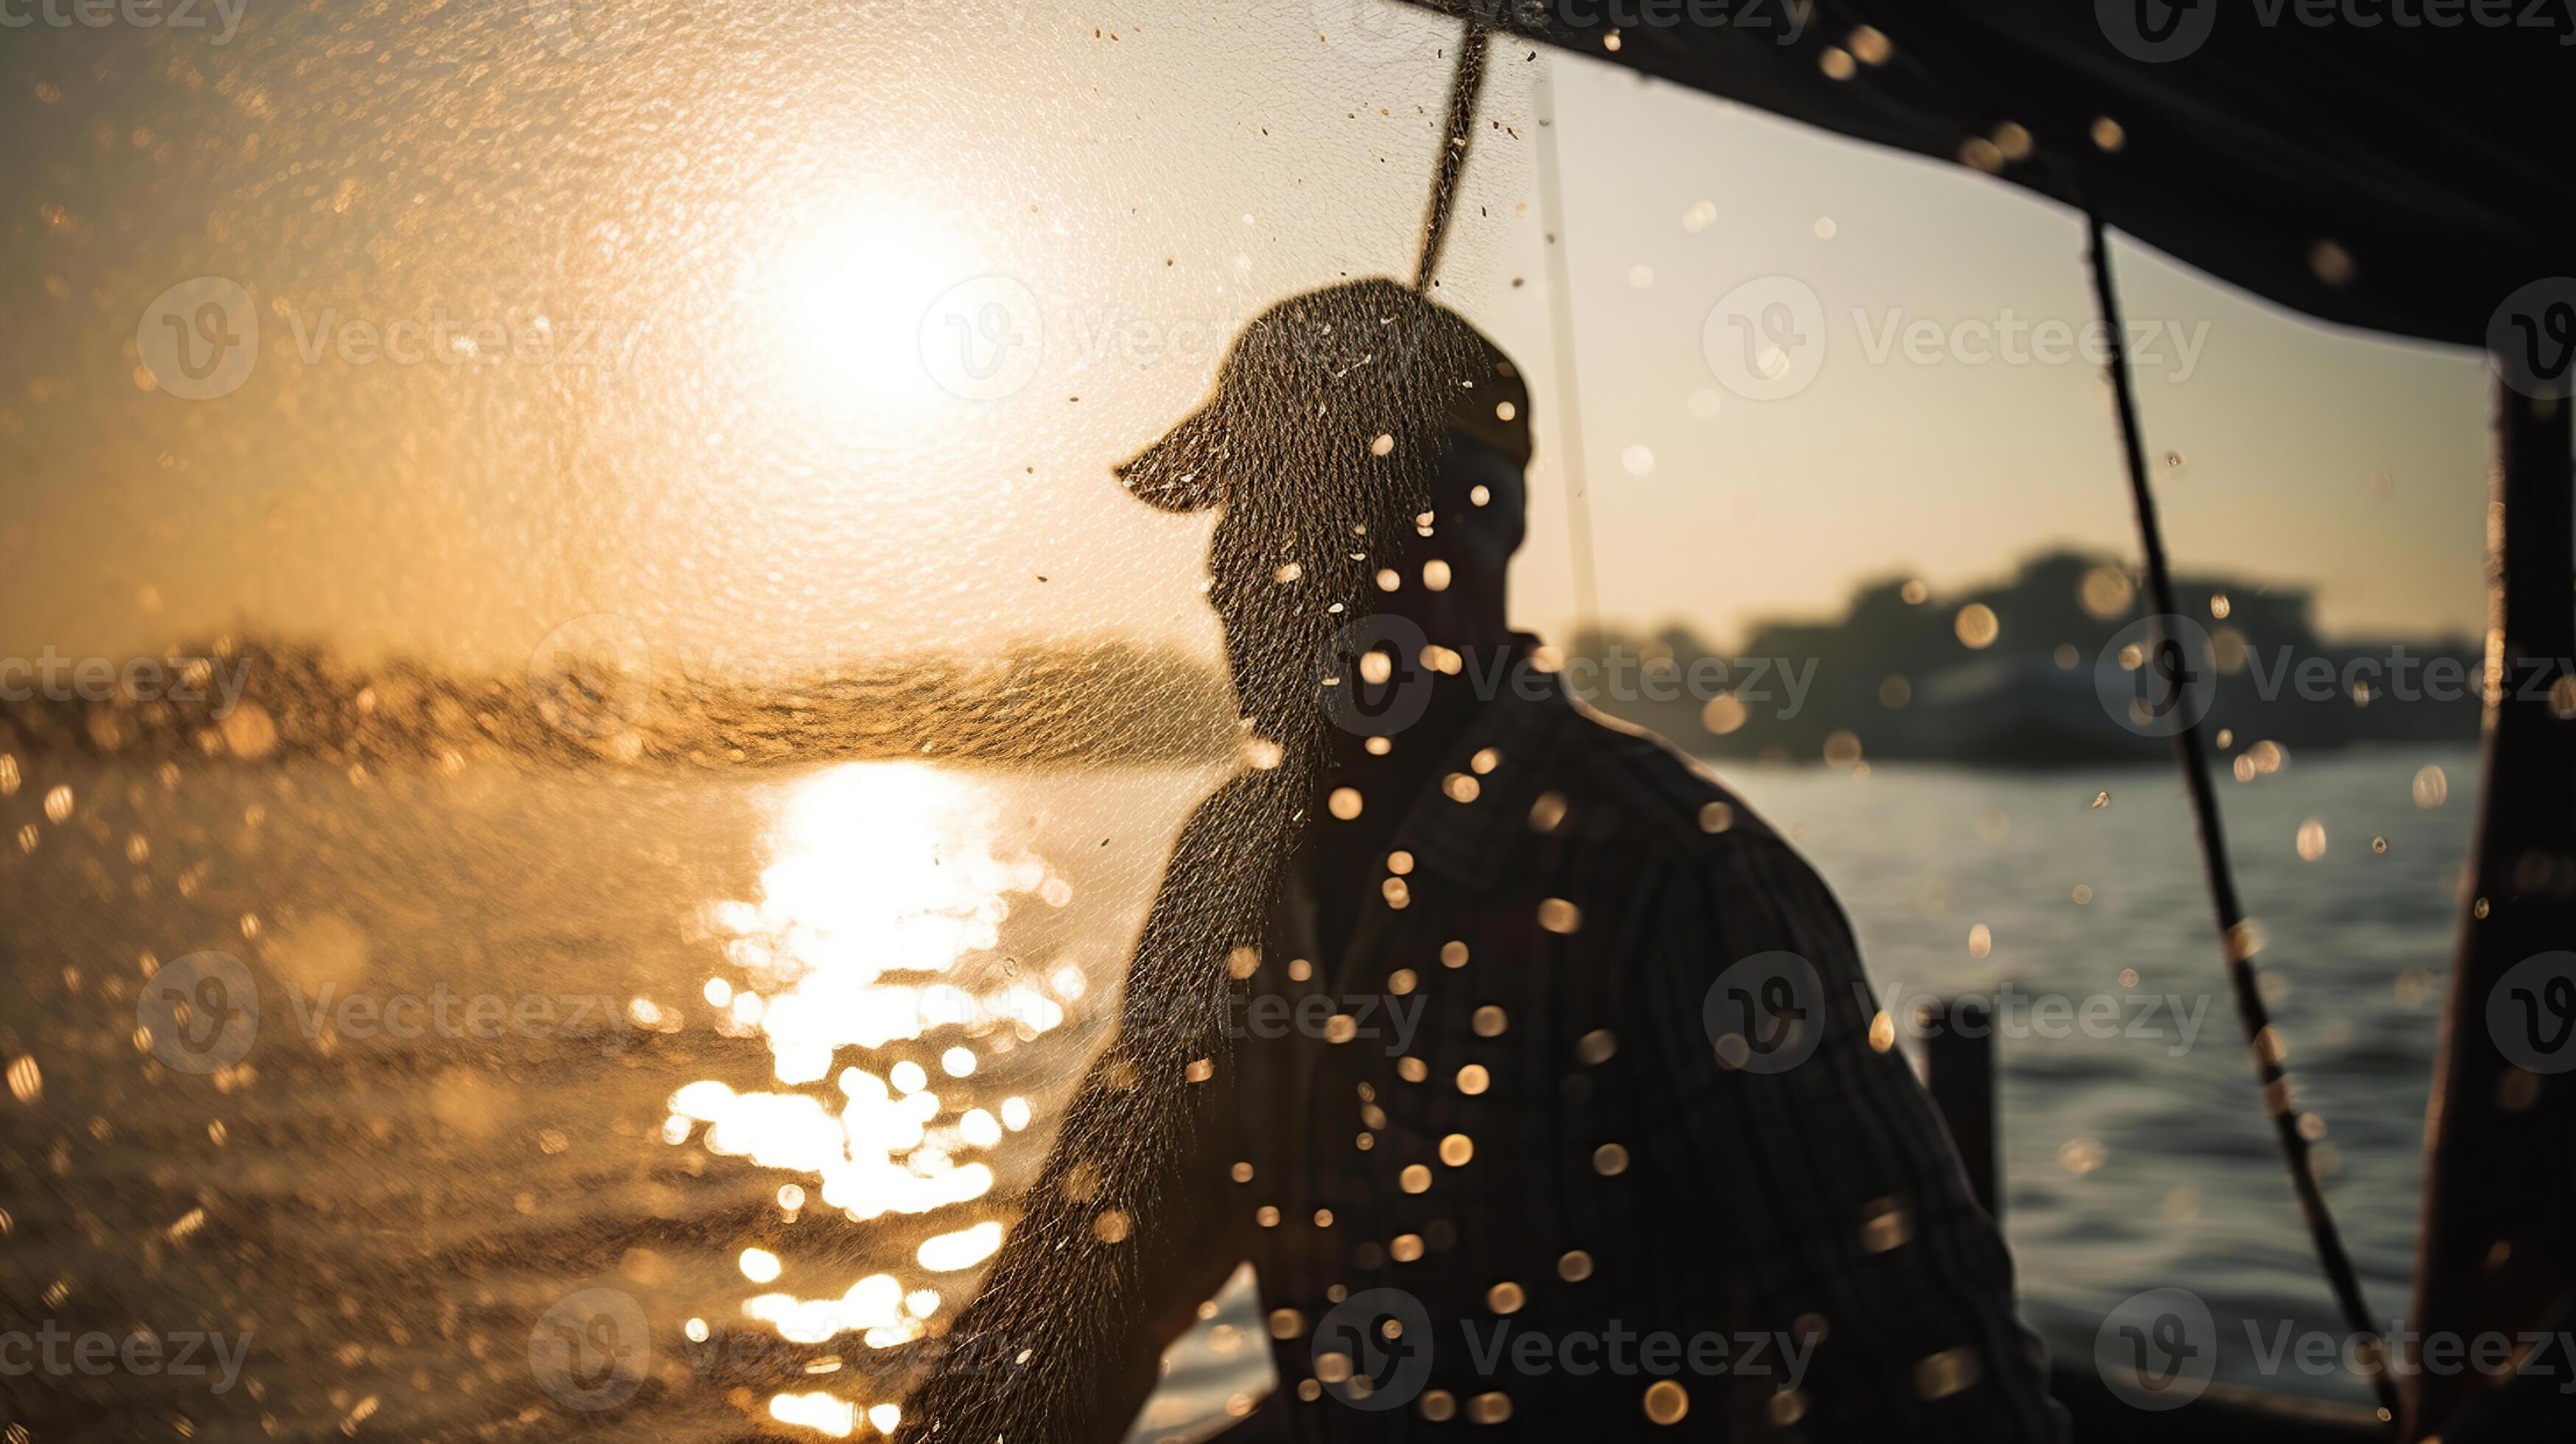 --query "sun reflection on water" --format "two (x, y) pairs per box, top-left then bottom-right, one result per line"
(667, 762), (1082, 1431)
